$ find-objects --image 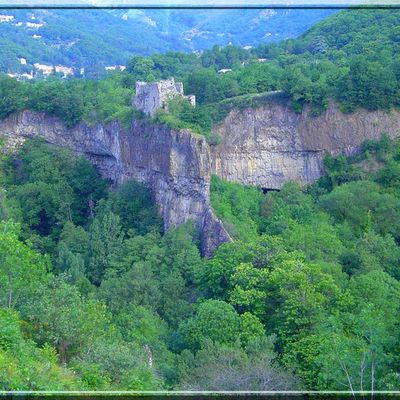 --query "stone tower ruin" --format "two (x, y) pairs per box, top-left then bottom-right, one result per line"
(134, 78), (196, 117)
